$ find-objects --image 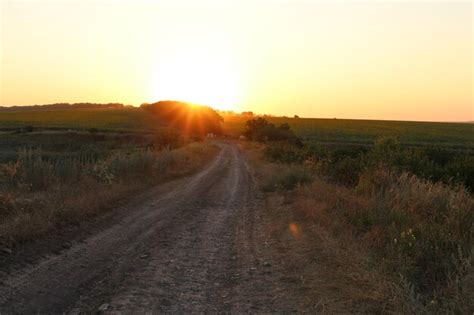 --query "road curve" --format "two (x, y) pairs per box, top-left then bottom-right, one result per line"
(0, 142), (275, 313)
